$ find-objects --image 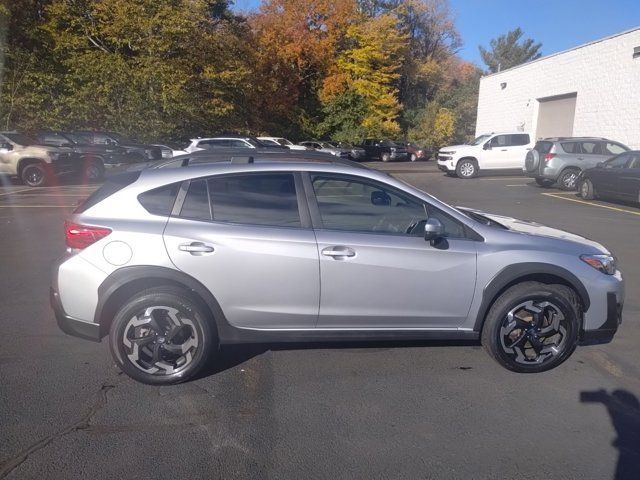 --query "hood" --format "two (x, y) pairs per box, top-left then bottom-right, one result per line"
(460, 208), (608, 253)
(440, 144), (473, 152)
